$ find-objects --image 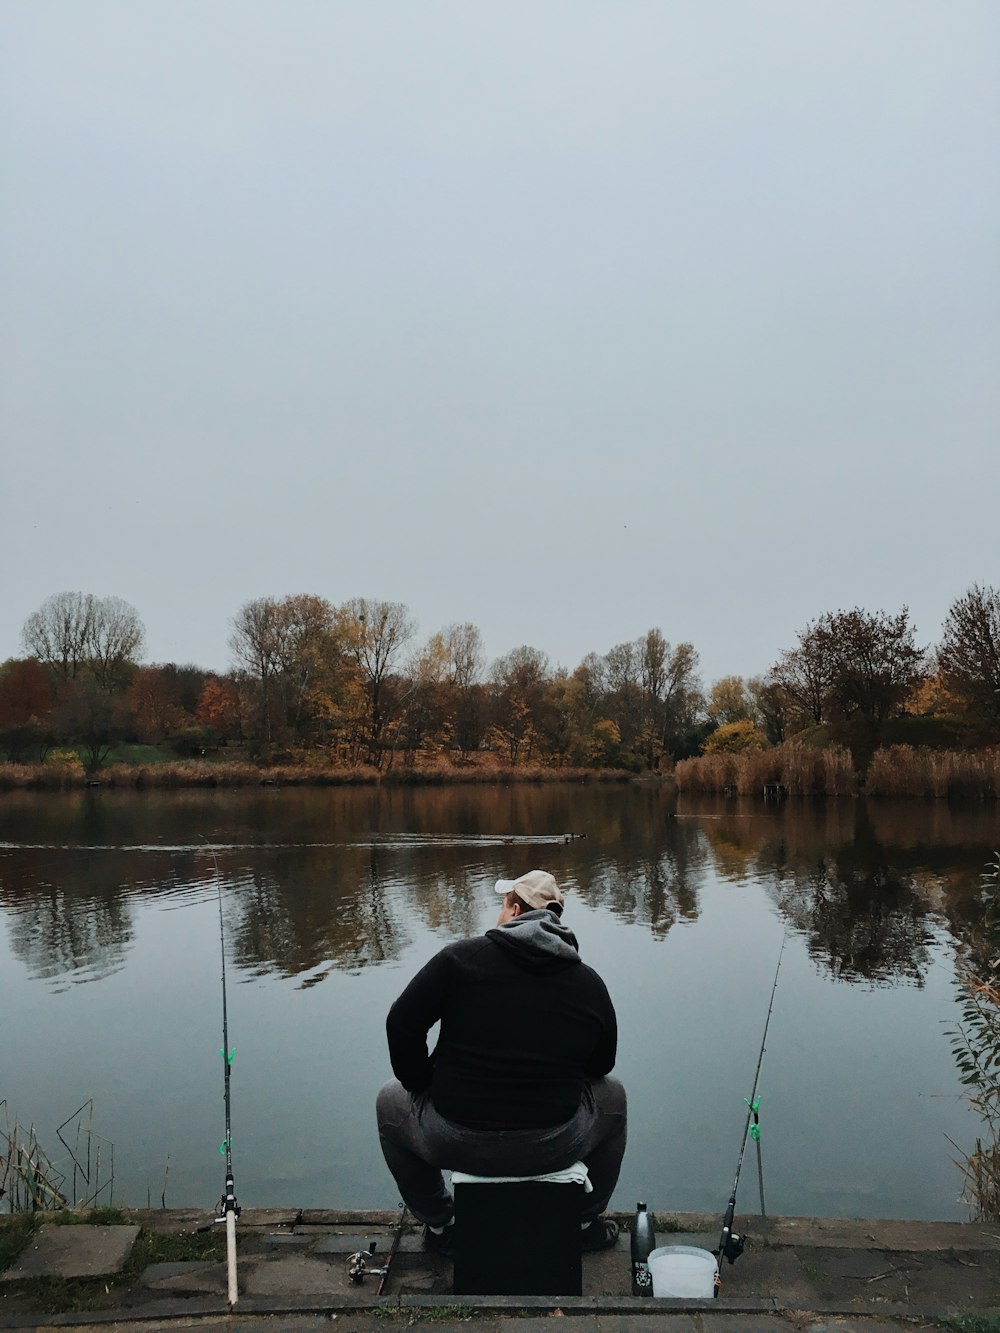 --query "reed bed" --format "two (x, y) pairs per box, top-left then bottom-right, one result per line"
(0, 759), (635, 791)
(864, 745), (1000, 800)
(674, 743), (856, 797)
